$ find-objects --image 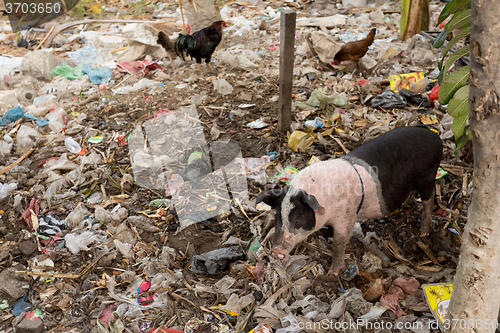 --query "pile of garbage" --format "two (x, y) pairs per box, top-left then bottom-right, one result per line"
(0, 0), (473, 332)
